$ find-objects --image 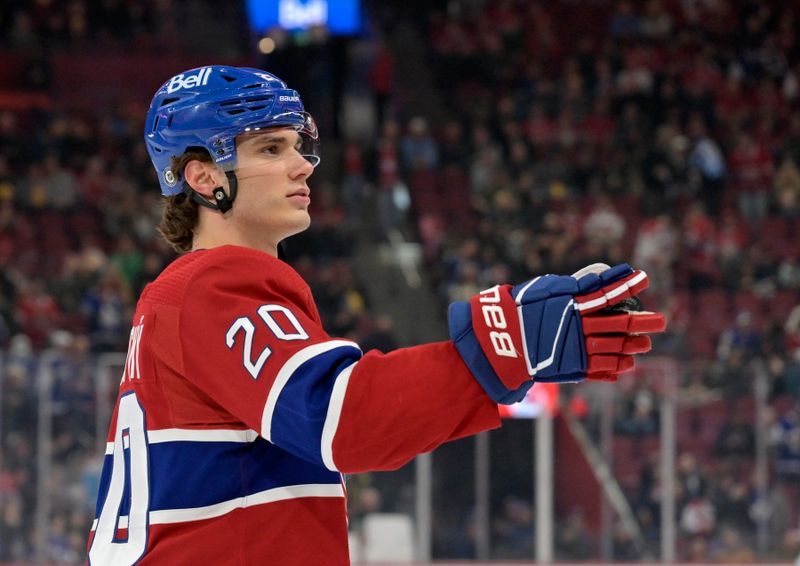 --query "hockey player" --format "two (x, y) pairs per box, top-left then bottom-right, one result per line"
(86, 66), (666, 565)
